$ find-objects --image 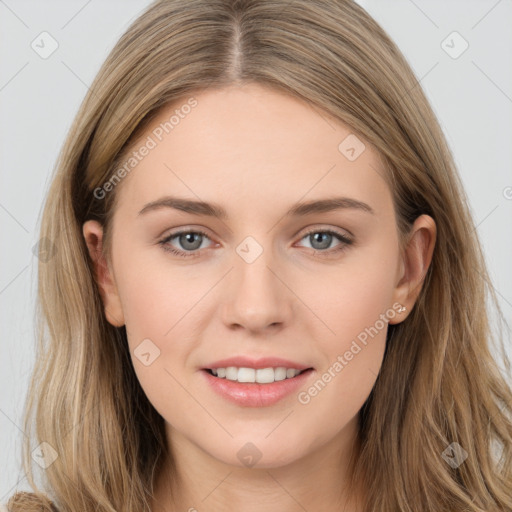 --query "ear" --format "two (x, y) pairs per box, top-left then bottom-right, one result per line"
(389, 214), (436, 324)
(82, 220), (125, 327)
